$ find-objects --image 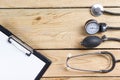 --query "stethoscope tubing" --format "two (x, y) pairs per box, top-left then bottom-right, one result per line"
(66, 51), (120, 73)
